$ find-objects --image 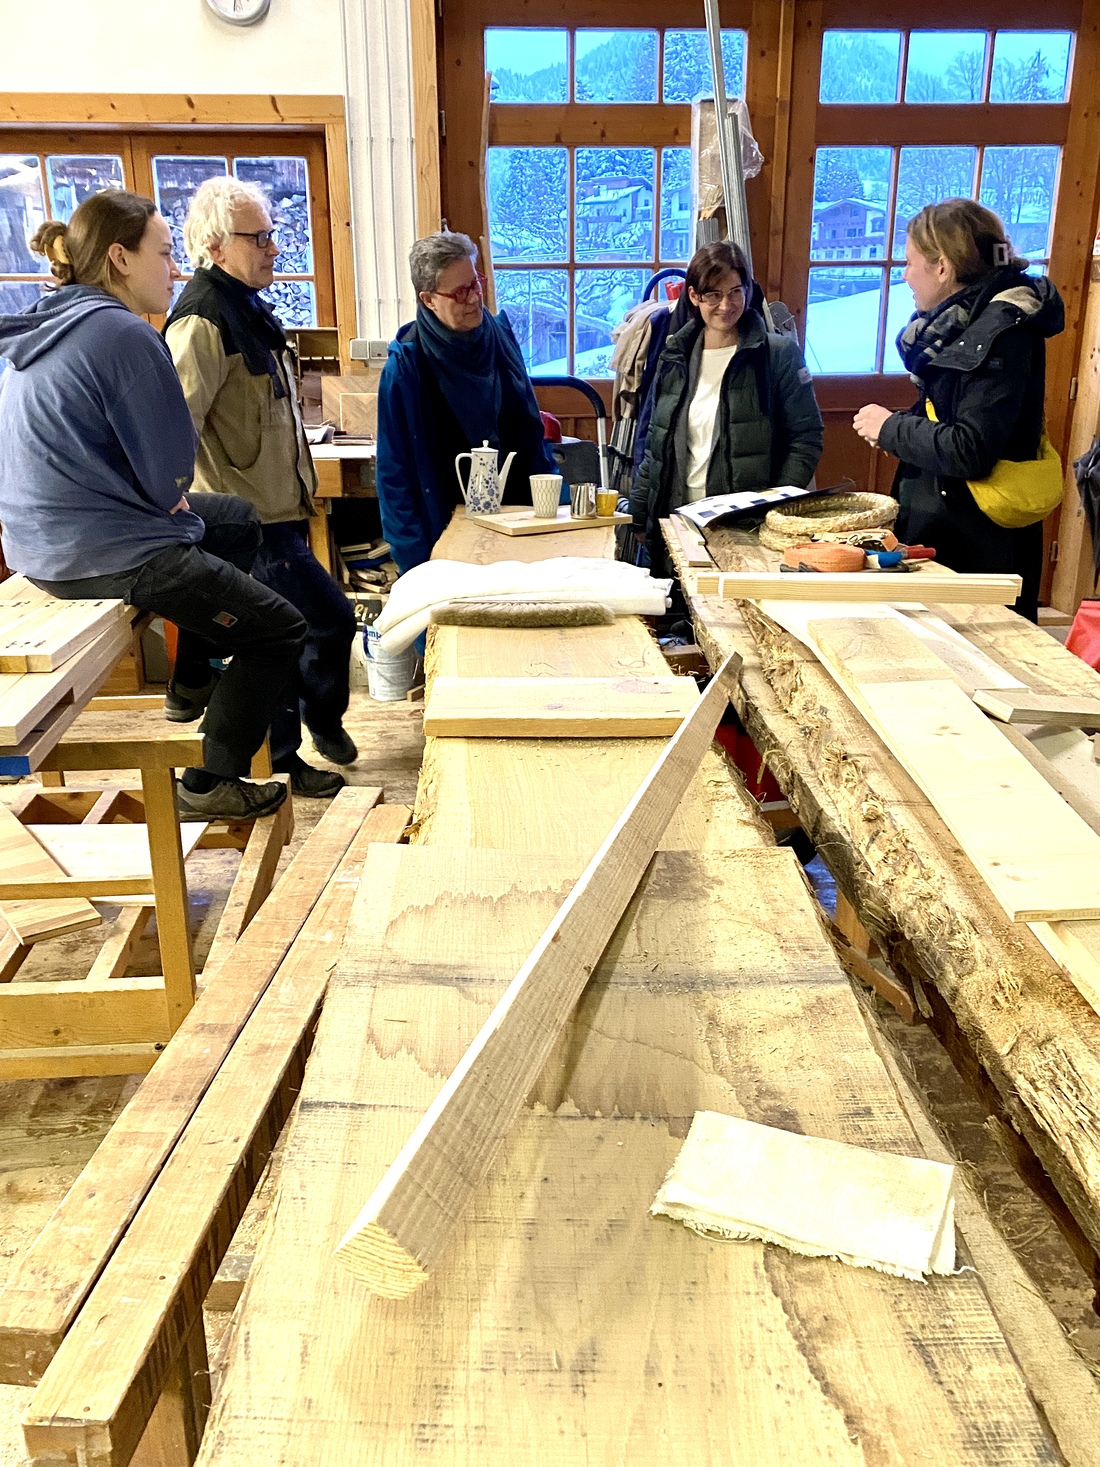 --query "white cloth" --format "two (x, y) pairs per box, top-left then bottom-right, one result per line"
(651, 1111), (956, 1281)
(685, 344), (738, 501)
(374, 557), (672, 654)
